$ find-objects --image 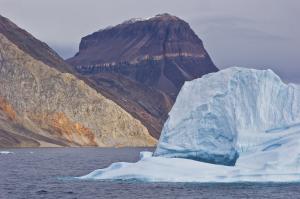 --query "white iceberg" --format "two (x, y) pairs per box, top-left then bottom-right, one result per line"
(79, 67), (300, 182)
(155, 67), (300, 165)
